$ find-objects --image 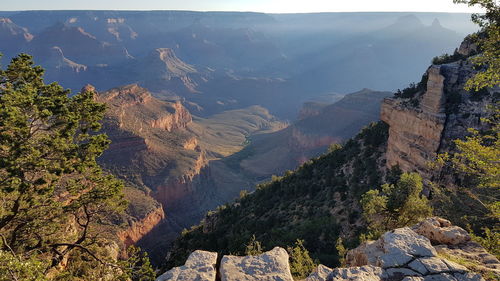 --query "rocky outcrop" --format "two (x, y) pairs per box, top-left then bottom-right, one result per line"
(47, 46), (88, 73)
(381, 65), (447, 176)
(457, 35), (478, 57)
(333, 217), (498, 281)
(157, 218), (497, 281)
(411, 217), (471, 245)
(156, 250), (217, 281)
(151, 101), (192, 132)
(118, 206), (165, 247)
(140, 48), (204, 94)
(97, 84), (192, 131)
(220, 247), (294, 281)
(158, 247), (293, 281)
(380, 51), (497, 181)
(183, 137), (199, 151)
